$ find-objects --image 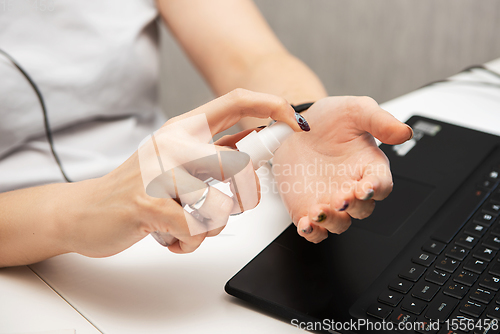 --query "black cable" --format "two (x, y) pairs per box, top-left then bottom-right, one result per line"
(421, 64), (500, 90)
(462, 64), (500, 81)
(291, 102), (314, 113)
(422, 79), (500, 90)
(0, 49), (72, 182)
